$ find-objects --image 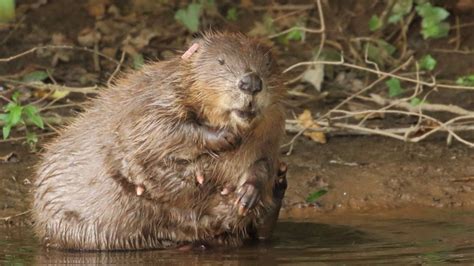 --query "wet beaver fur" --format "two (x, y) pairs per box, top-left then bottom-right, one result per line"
(33, 31), (286, 250)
